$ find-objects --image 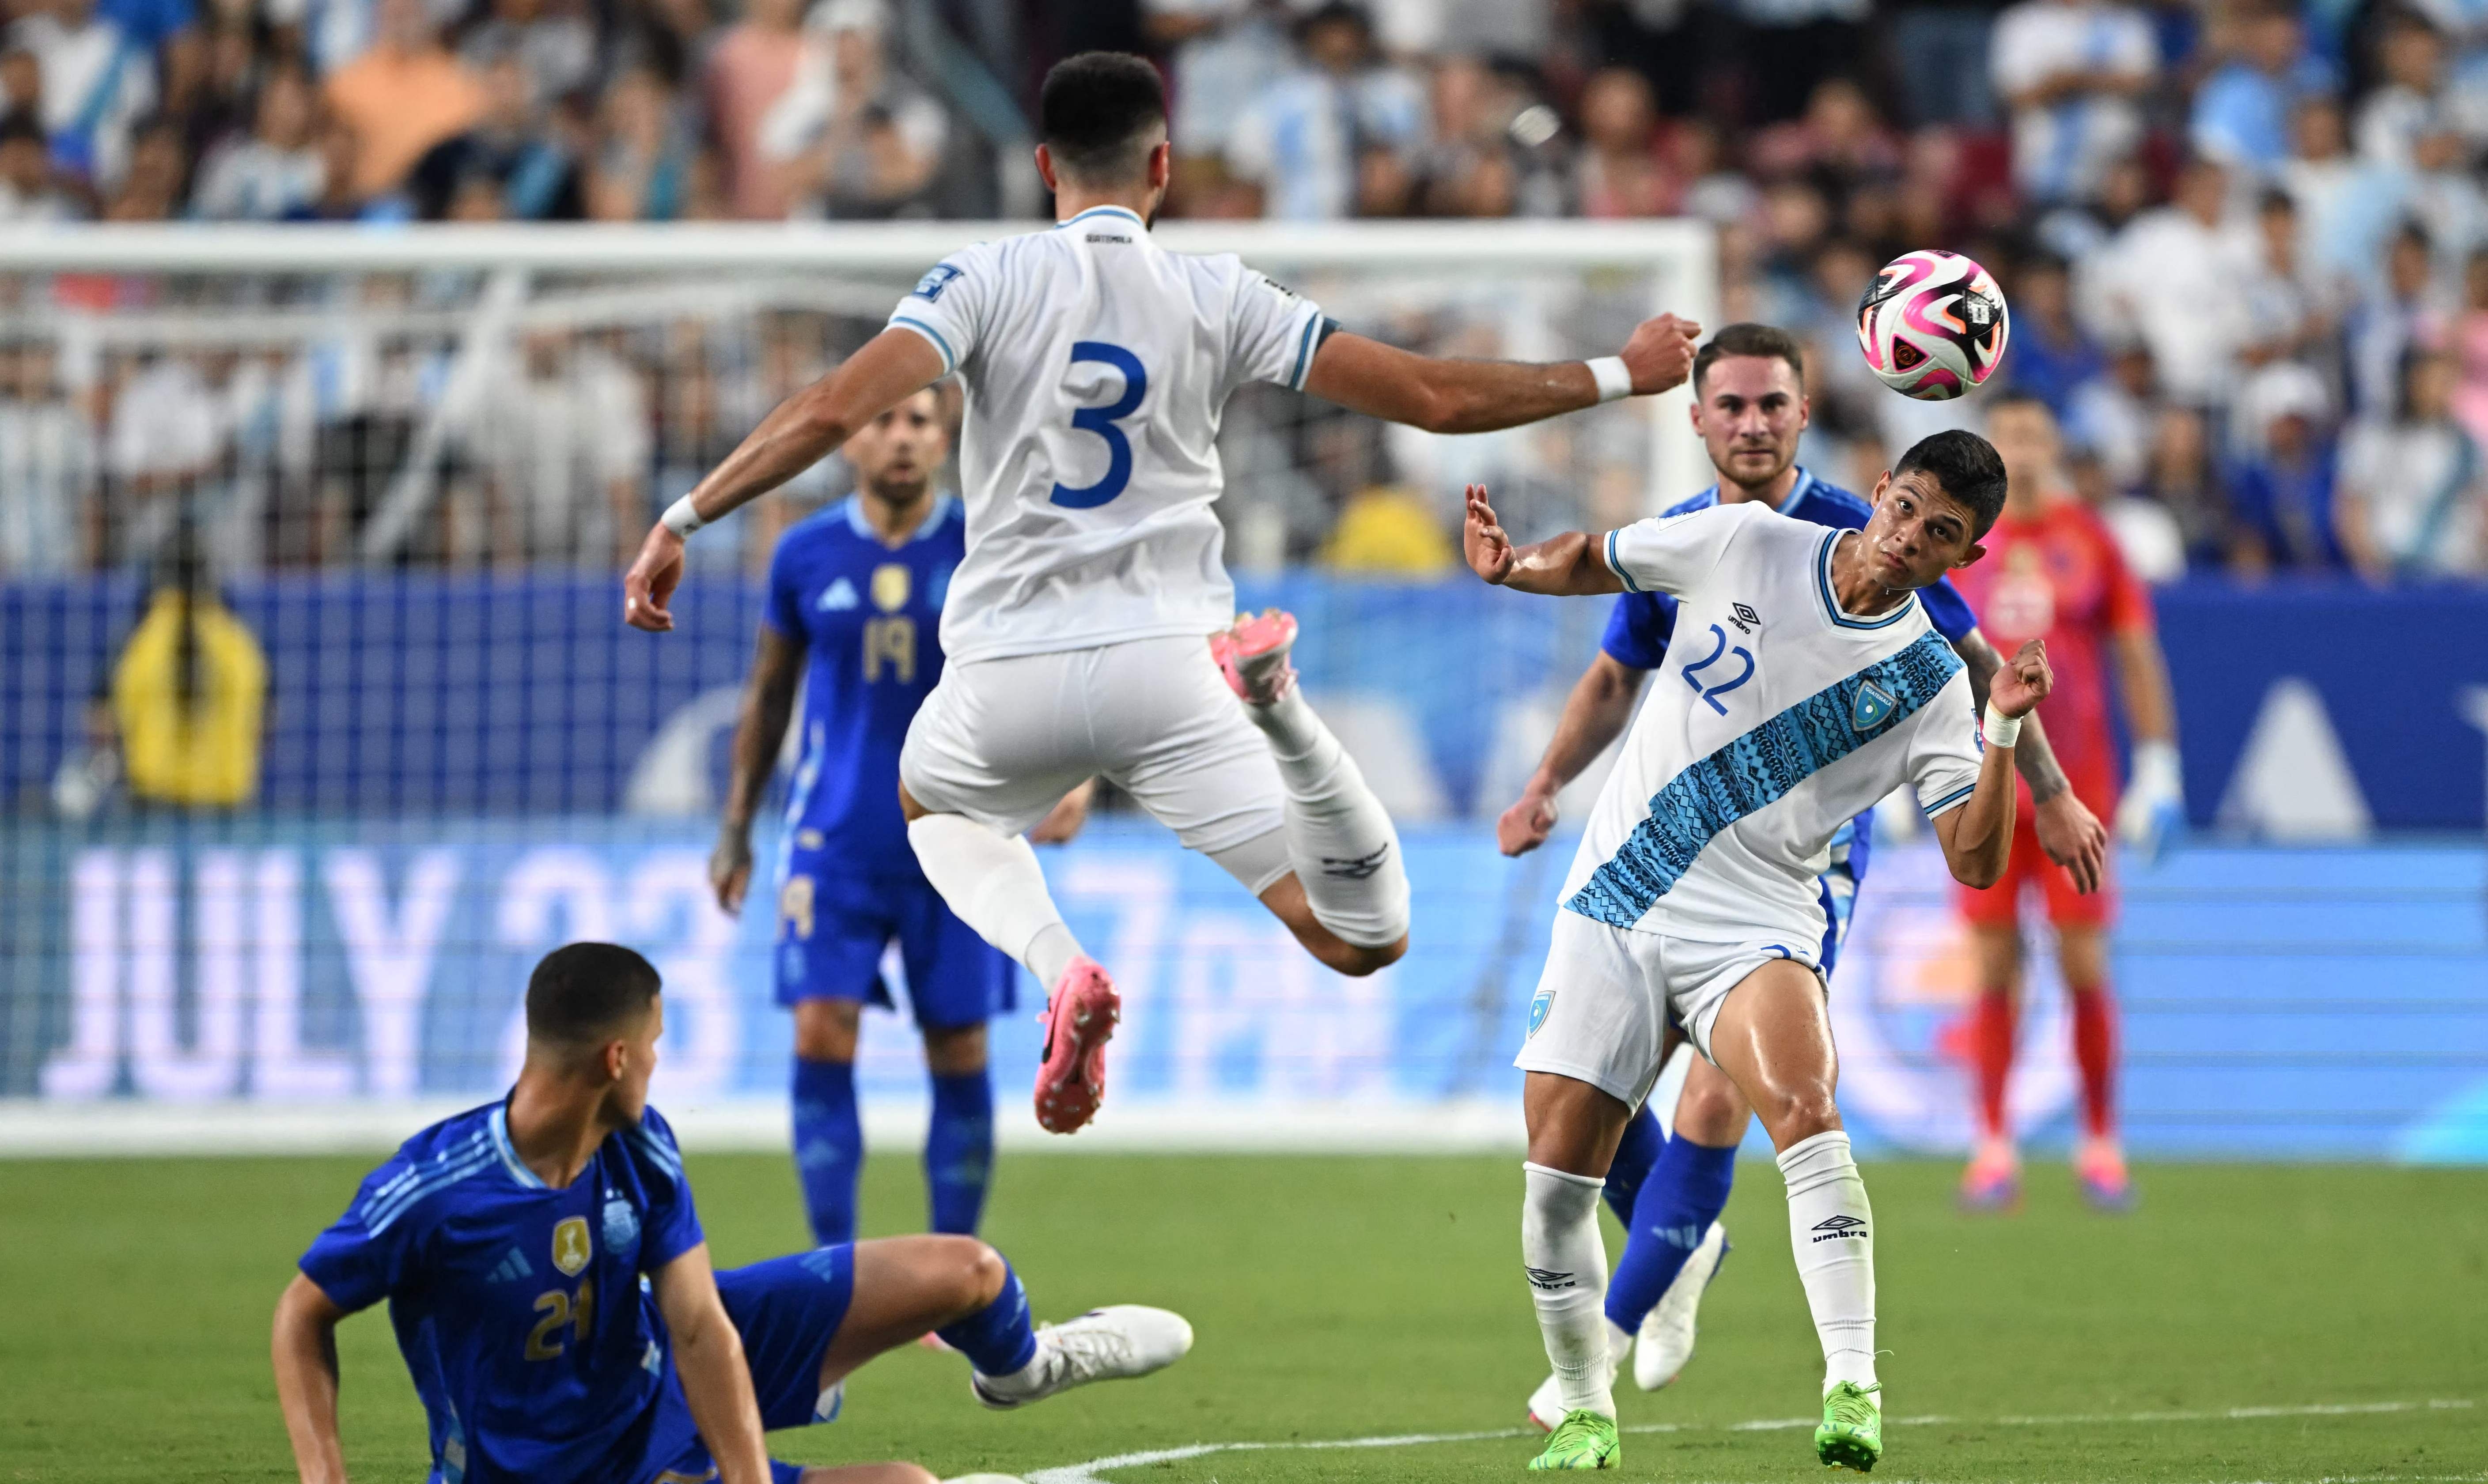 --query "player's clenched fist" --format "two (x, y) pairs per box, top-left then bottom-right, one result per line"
(624, 524), (685, 631)
(1620, 313), (1703, 394)
(1464, 484), (1516, 584)
(1988, 638), (2053, 718)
